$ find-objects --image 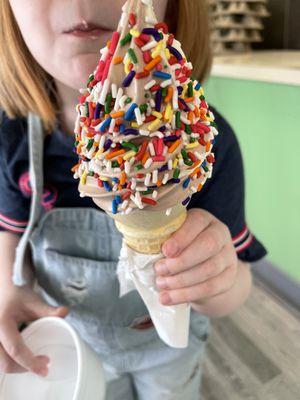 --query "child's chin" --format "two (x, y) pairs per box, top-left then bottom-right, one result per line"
(70, 53), (100, 88)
